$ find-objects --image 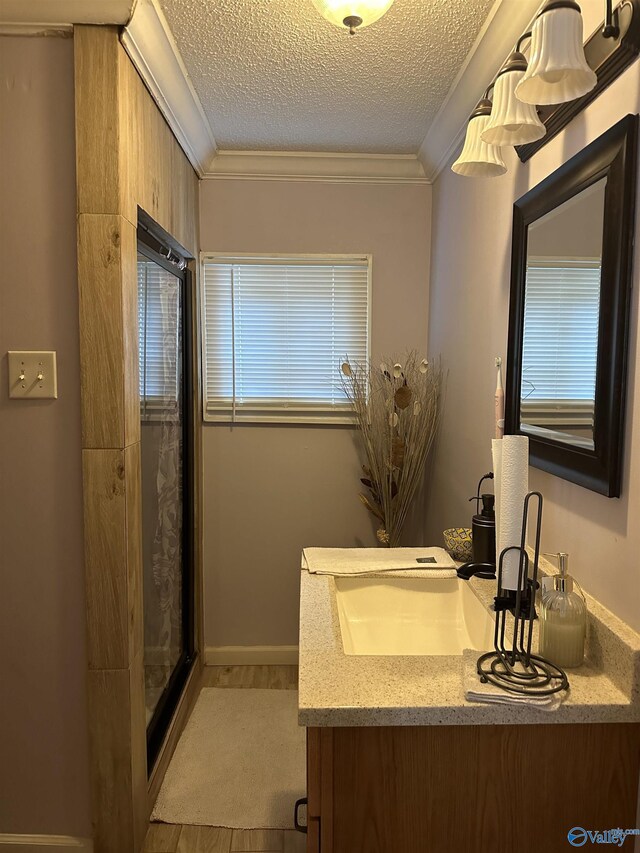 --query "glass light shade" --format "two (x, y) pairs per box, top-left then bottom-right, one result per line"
(515, 4), (597, 105)
(452, 111), (507, 178)
(310, 0), (395, 30)
(482, 68), (546, 147)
